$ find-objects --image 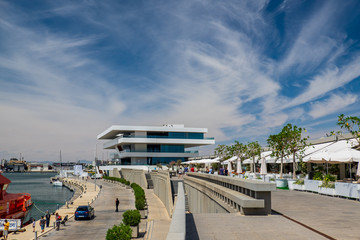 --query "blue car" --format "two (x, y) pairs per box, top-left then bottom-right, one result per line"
(75, 205), (95, 220)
